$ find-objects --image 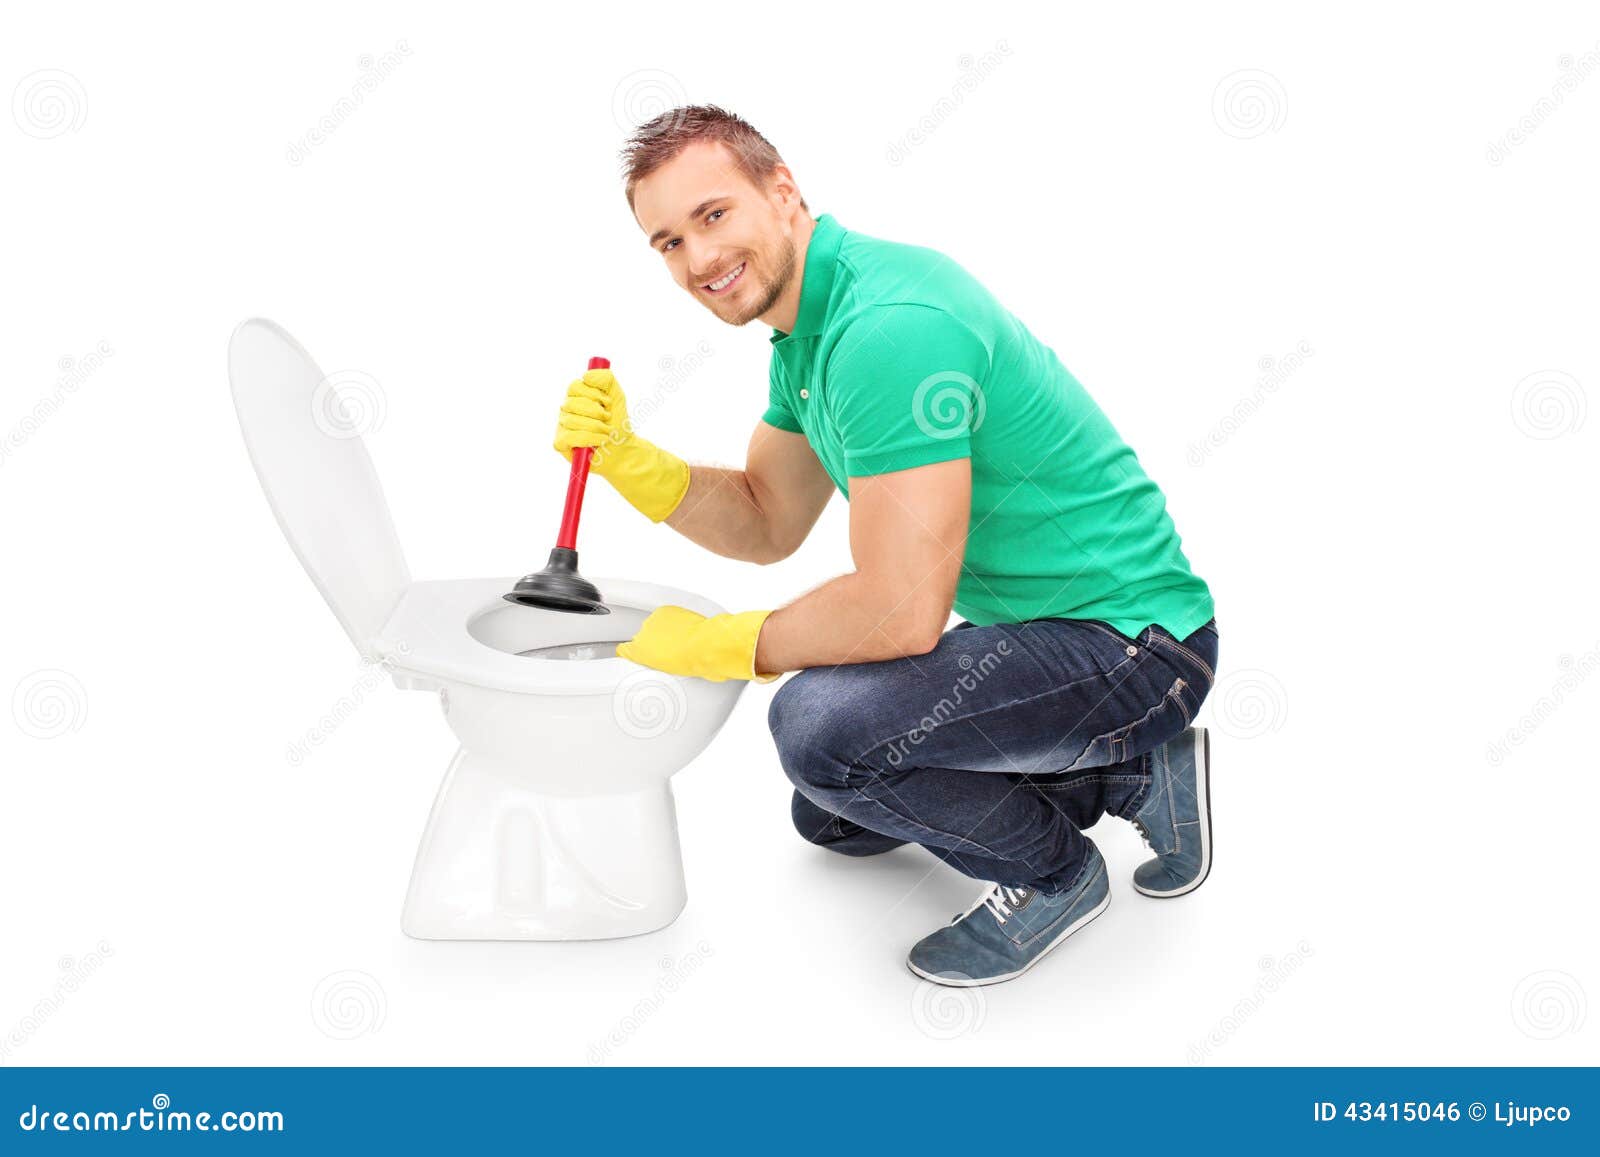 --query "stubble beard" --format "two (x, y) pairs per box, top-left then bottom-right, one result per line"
(721, 234), (798, 327)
